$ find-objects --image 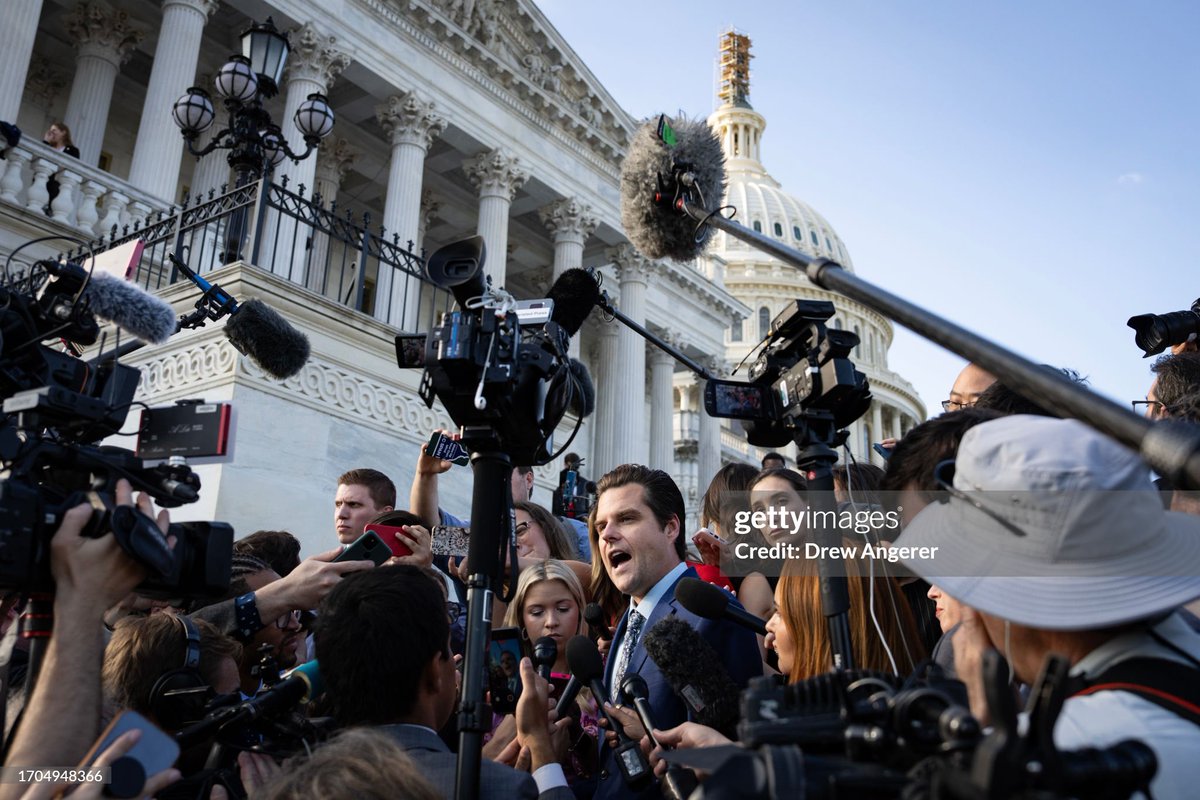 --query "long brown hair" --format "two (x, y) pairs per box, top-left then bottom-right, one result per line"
(776, 548), (925, 682)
